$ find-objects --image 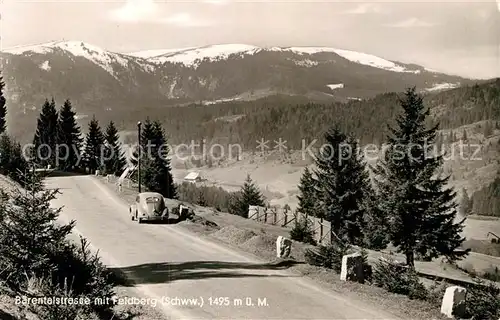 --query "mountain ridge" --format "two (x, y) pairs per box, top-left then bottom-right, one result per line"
(1, 39), (482, 143)
(2, 40), (453, 75)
